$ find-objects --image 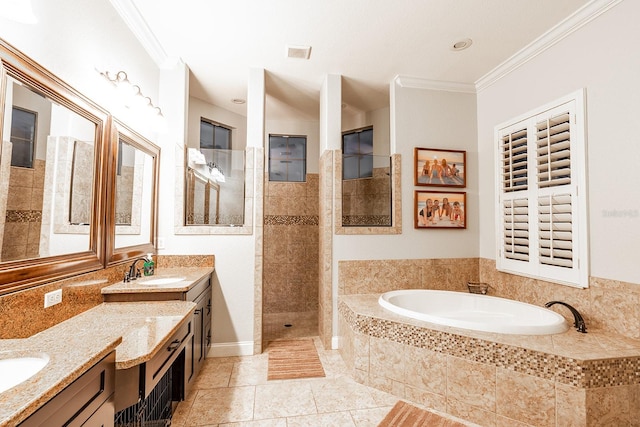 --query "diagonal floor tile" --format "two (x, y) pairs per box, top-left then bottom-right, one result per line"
(187, 386), (256, 425)
(286, 411), (357, 427)
(310, 376), (380, 413)
(254, 381), (317, 419)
